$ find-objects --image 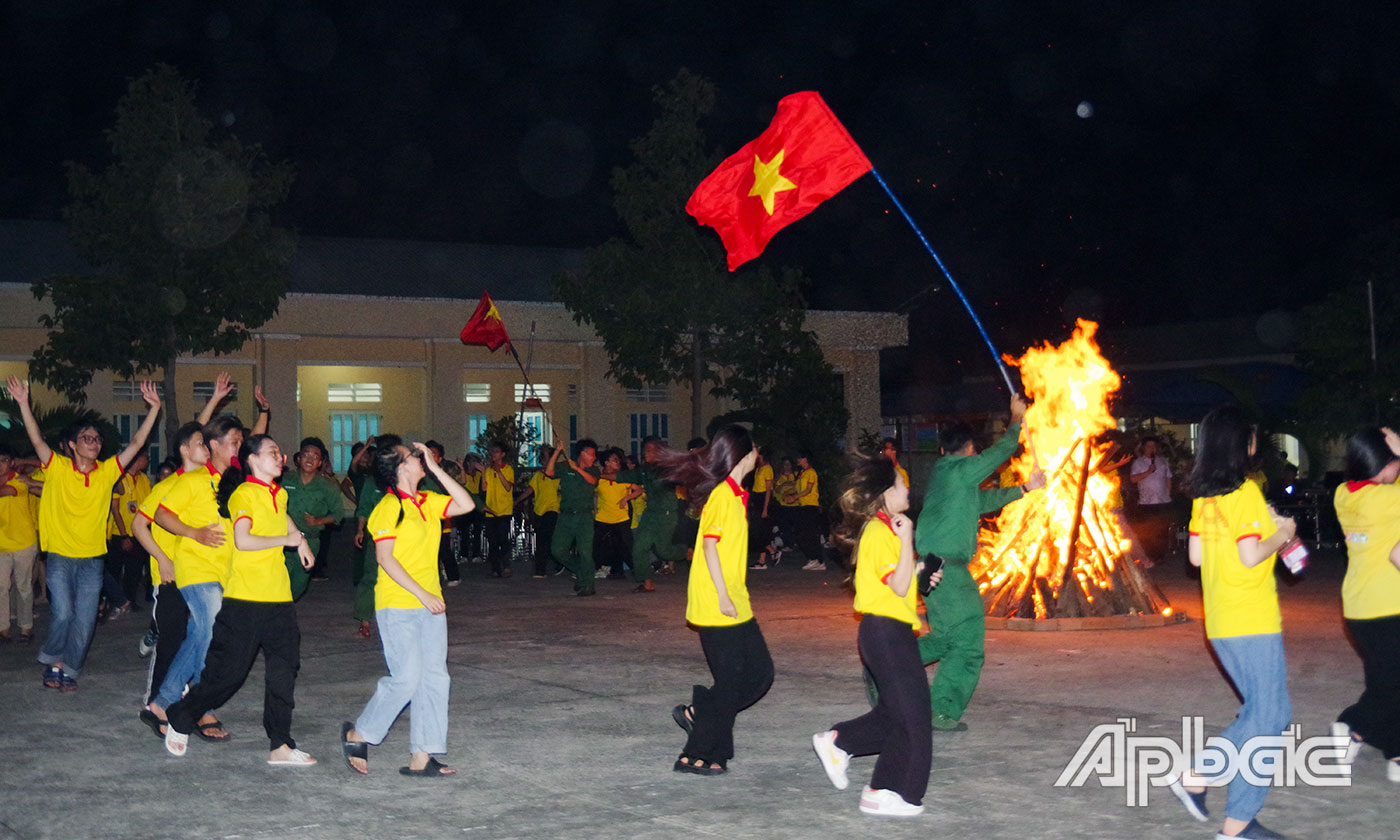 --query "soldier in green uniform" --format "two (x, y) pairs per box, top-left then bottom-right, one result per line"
(914, 394), (1043, 730)
(547, 438), (600, 597)
(352, 446), (386, 637)
(281, 438), (342, 600)
(618, 436), (683, 593)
